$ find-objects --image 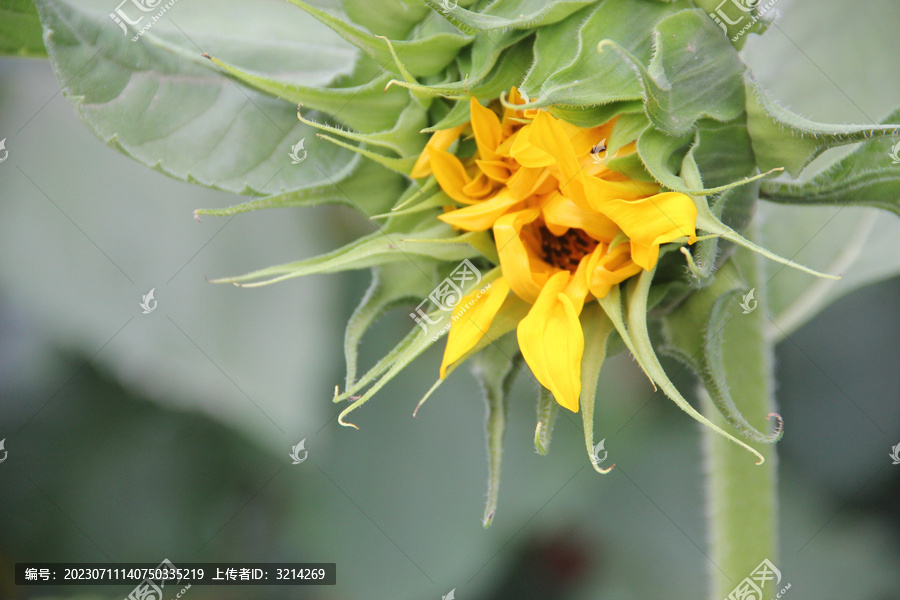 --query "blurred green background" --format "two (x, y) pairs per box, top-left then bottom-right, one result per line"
(1, 0), (899, 598)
